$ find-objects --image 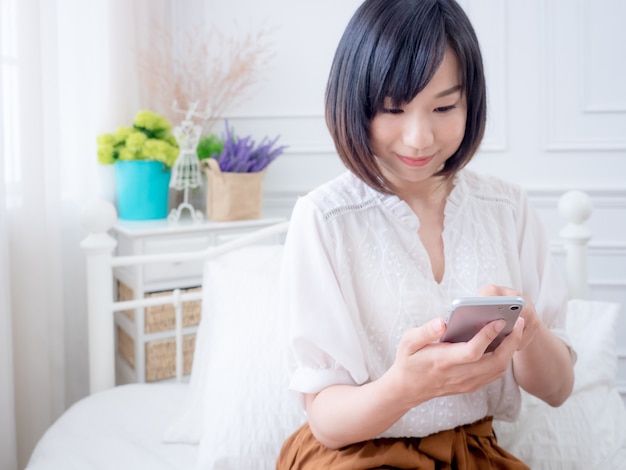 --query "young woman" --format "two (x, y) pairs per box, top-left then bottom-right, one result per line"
(277, 0), (575, 468)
